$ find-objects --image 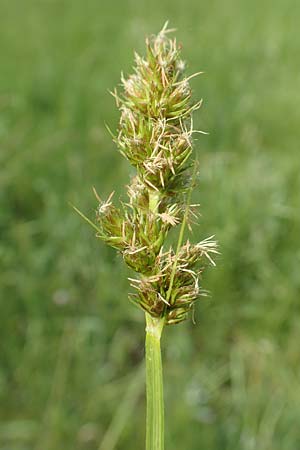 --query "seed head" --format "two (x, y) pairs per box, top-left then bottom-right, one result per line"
(87, 24), (218, 324)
